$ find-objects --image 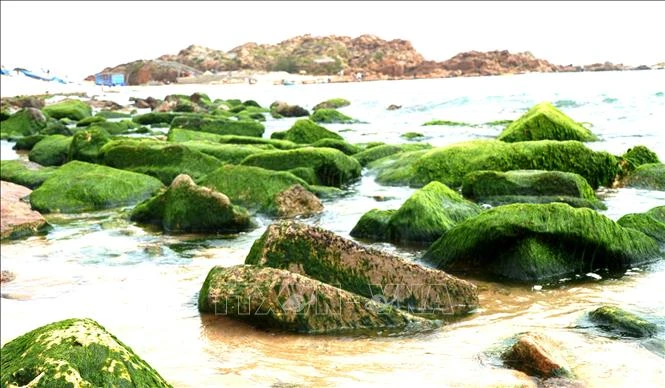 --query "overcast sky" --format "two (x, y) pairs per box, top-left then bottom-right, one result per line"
(1, 1), (663, 80)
